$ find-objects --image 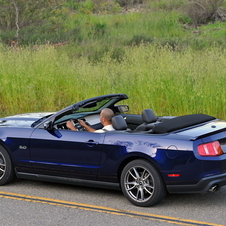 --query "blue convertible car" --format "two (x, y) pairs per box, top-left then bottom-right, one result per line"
(1, 93), (226, 207)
